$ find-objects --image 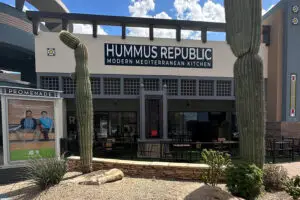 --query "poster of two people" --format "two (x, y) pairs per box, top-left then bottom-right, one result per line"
(8, 99), (55, 161)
